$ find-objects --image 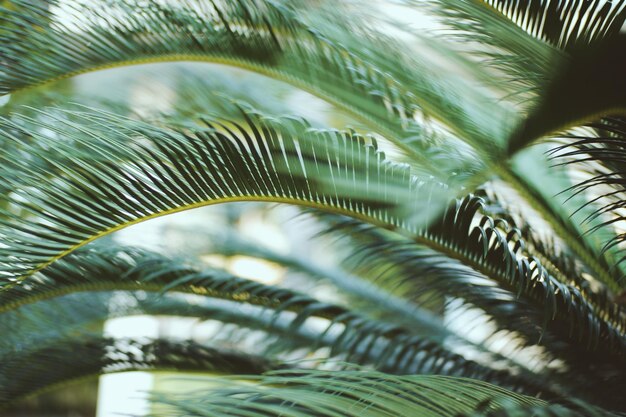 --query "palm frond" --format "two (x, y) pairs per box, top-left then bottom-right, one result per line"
(507, 147), (624, 292)
(202, 230), (555, 379)
(0, 287), (294, 404)
(548, 117), (626, 276)
(416, 0), (560, 104)
(308, 210), (626, 408)
(214, 222), (553, 364)
(458, 397), (621, 417)
(0, 0), (509, 172)
(2, 1), (625, 414)
(403, 0), (624, 292)
(508, 33), (626, 154)
(0, 107), (451, 286)
(482, 0), (626, 49)
(6, 0), (621, 296)
(207, 231), (454, 339)
(3, 107), (622, 366)
(0, 243), (369, 321)
(0, 244), (550, 397)
(151, 369), (544, 417)
(476, 186), (622, 321)
(1, 335), (278, 405)
(316, 196), (626, 355)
